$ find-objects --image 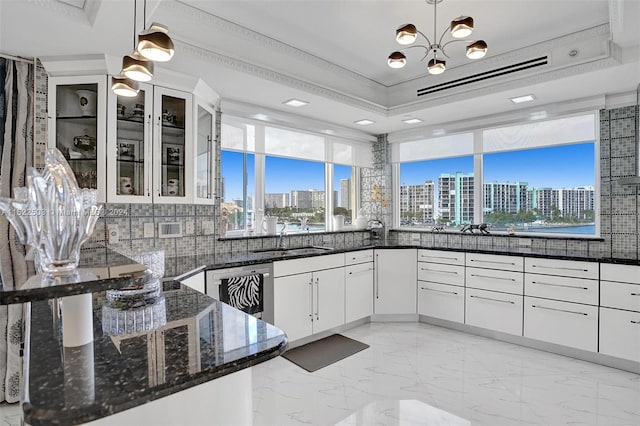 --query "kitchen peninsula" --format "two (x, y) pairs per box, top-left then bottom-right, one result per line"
(8, 251), (287, 426)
